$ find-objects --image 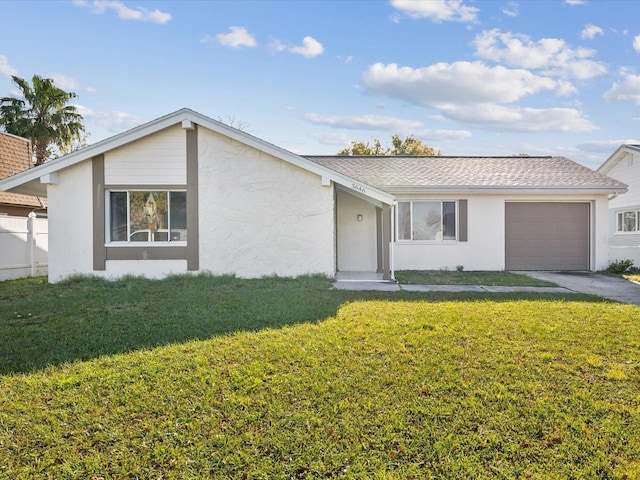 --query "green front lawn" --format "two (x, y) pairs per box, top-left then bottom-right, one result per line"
(1, 275), (638, 479)
(395, 270), (556, 286)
